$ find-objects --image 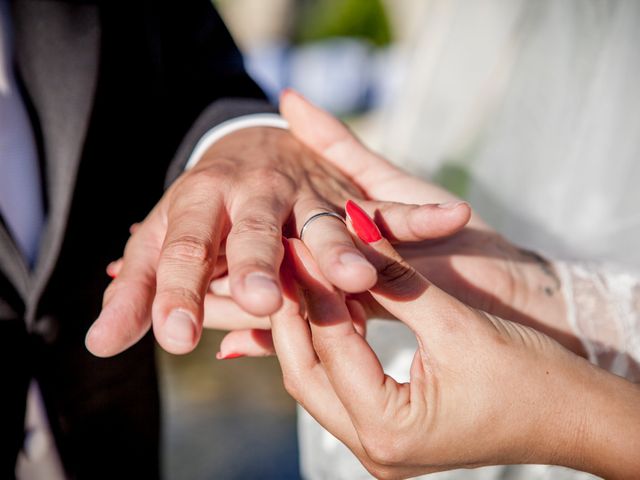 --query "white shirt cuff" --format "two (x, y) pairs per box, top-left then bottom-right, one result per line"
(184, 113), (290, 170)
